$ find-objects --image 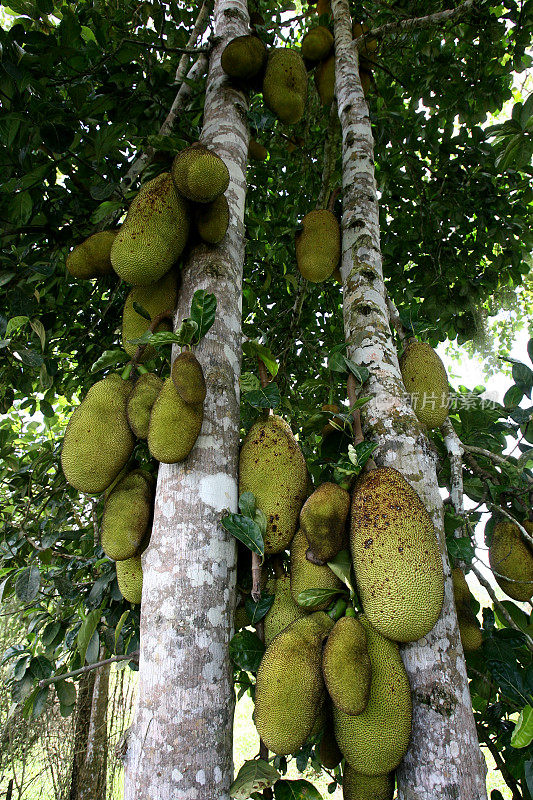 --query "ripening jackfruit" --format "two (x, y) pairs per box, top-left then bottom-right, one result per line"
(148, 378), (203, 463)
(234, 604), (252, 631)
(322, 616), (371, 715)
(221, 35), (267, 81)
(66, 231), (116, 279)
(122, 270), (178, 361)
(452, 567), (482, 652)
(302, 26), (333, 62)
(126, 373), (164, 439)
(61, 374), (134, 494)
(239, 415), (307, 554)
(101, 470), (154, 561)
(315, 53), (335, 105)
(342, 765), (394, 800)
(291, 529), (344, 609)
(488, 521), (533, 602)
(172, 143), (230, 204)
(334, 615), (411, 775)
(254, 612), (334, 754)
(195, 194), (229, 244)
(248, 138), (268, 161)
(300, 482), (350, 563)
(171, 351), (207, 405)
(111, 173), (189, 285)
(116, 554), (143, 604)
(399, 340), (449, 429)
(264, 573), (308, 646)
(296, 210), (341, 283)
(350, 467), (444, 642)
(263, 48), (308, 125)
